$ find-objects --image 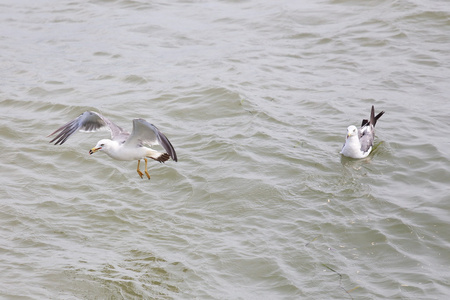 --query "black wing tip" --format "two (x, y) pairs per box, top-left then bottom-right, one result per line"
(48, 133), (64, 145)
(370, 106), (375, 124)
(372, 106), (385, 127)
(49, 139), (62, 145)
(376, 110), (385, 119)
(157, 129), (178, 162)
(364, 106), (385, 127)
